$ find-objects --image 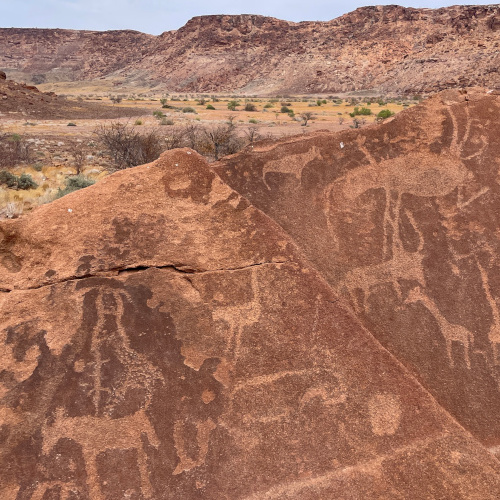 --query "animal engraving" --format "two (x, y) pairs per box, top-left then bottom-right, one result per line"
(262, 146), (322, 190)
(405, 286), (472, 368)
(173, 418), (216, 475)
(212, 268), (262, 360)
(42, 408), (159, 500)
(327, 151), (468, 309)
